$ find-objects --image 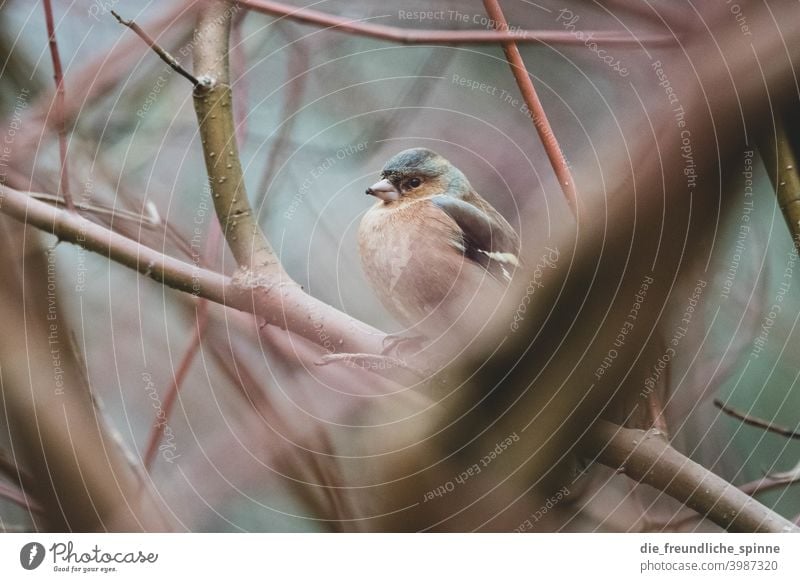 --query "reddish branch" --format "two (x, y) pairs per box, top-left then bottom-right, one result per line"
(714, 399), (800, 439)
(482, 0), (578, 216)
(236, 0), (674, 46)
(42, 0), (74, 211)
(17, 1), (198, 161)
